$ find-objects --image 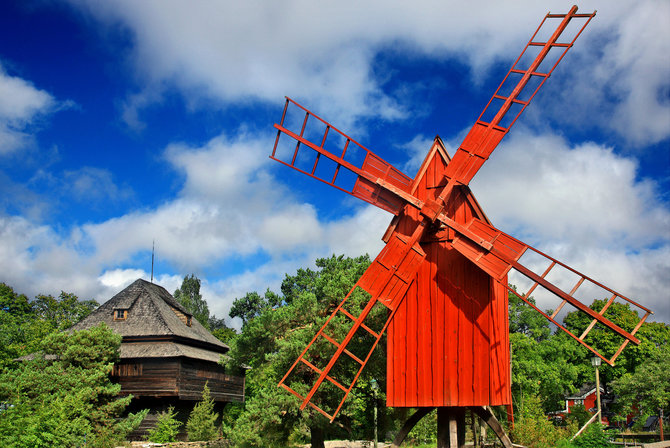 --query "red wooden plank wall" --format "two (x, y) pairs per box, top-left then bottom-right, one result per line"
(386, 144), (511, 407)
